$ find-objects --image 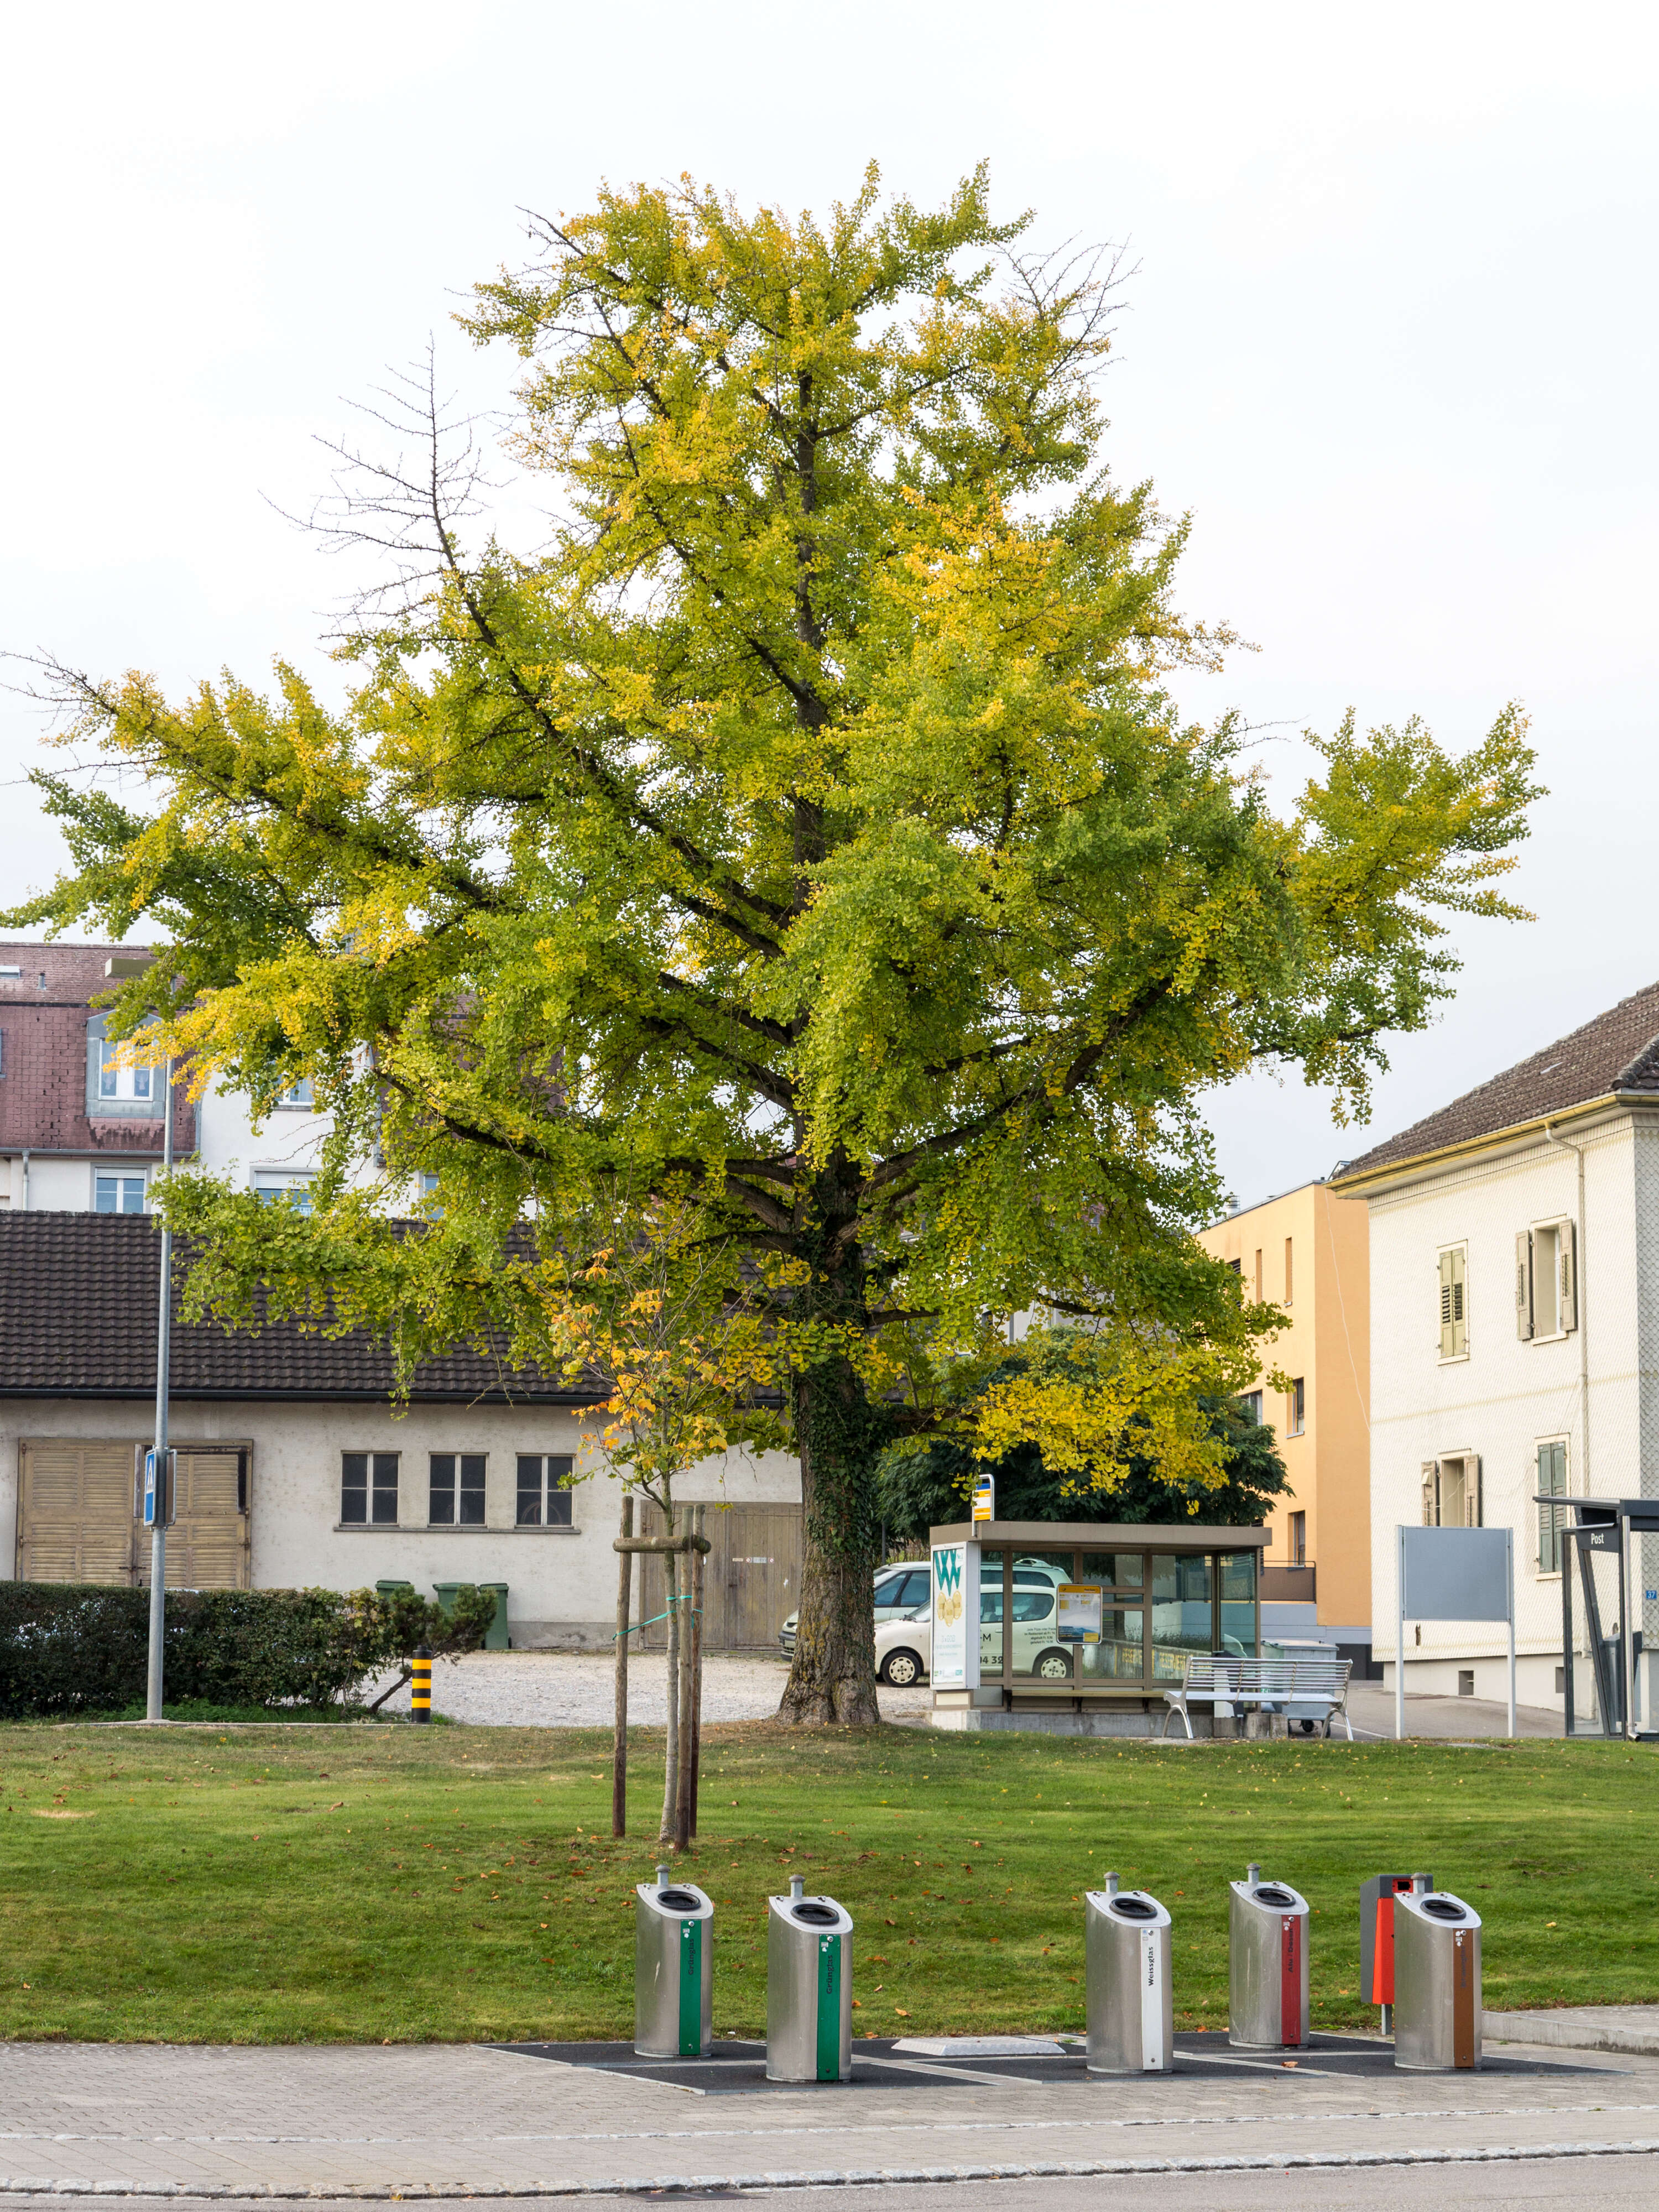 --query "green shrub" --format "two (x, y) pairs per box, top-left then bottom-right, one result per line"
(0, 1582), (495, 1720)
